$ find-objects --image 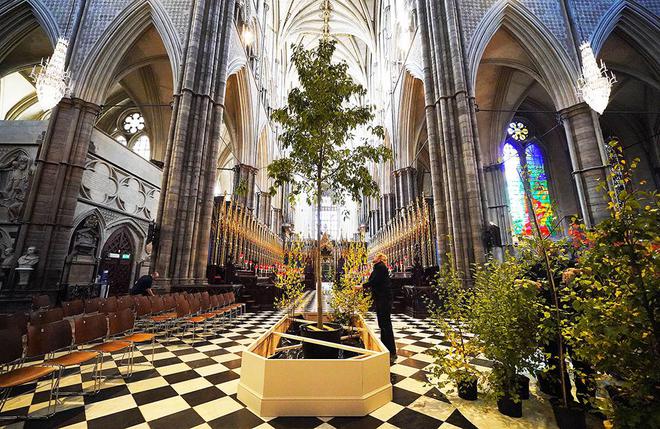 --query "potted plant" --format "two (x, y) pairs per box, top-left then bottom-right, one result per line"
(469, 256), (542, 417)
(267, 39), (391, 354)
(427, 253), (482, 400)
(329, 241), (372, 357)
(566, 151), (660, 429)
(274, 241), (306, 330)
